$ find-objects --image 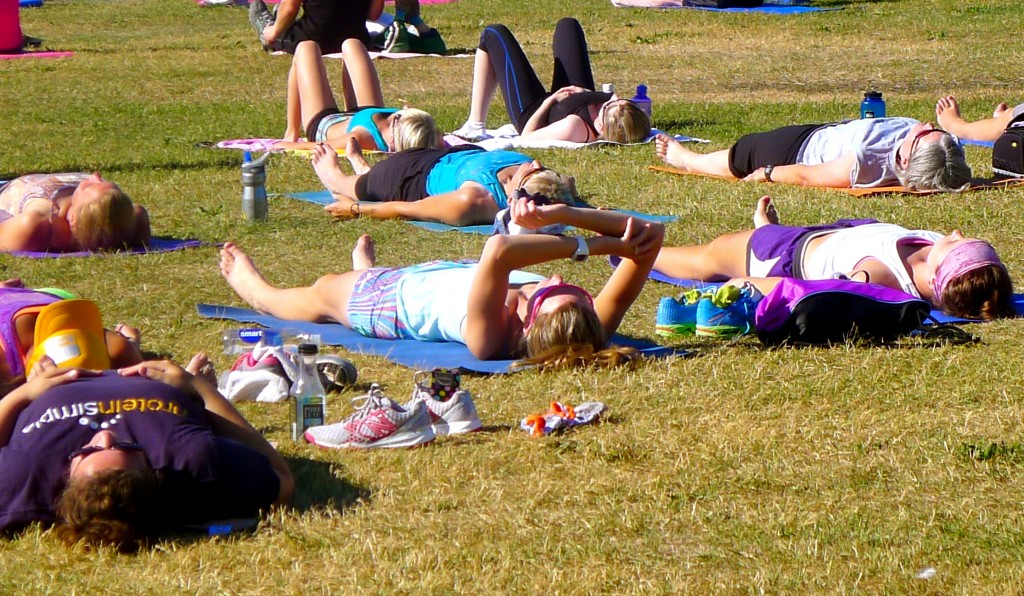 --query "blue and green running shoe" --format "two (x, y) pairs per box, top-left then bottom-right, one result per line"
(656, 288), (707, 338)
(695, 284), (761, 338)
